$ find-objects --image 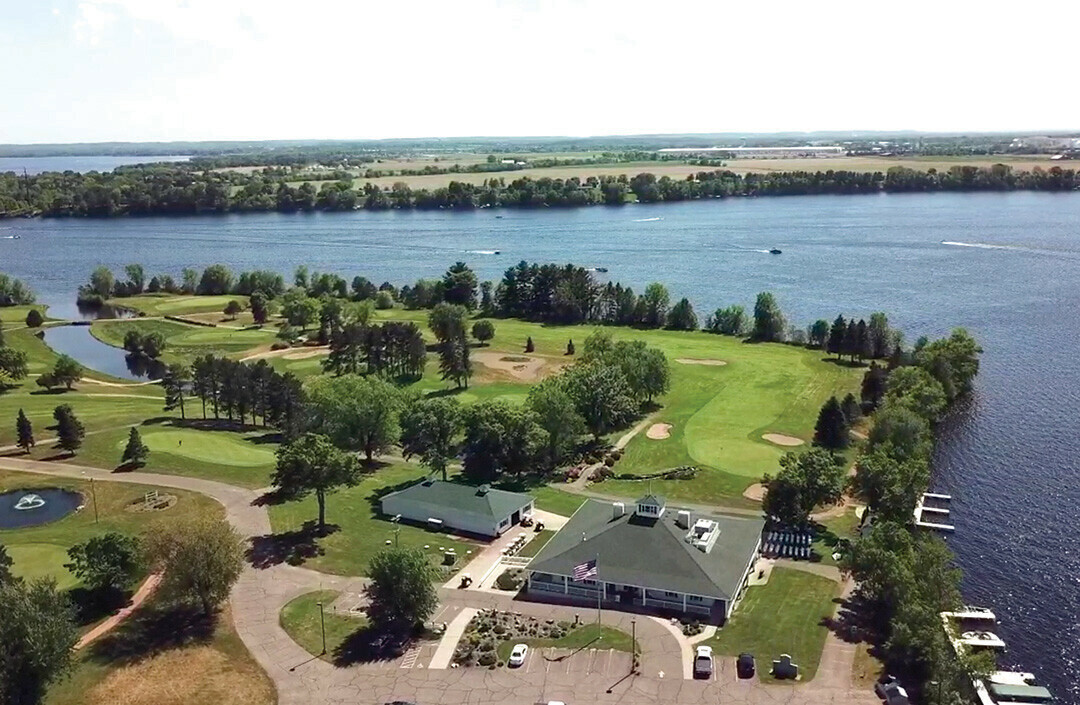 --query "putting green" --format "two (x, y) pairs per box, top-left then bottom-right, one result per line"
(8, 543), (79, 591)
(121, 429), (276, 468)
